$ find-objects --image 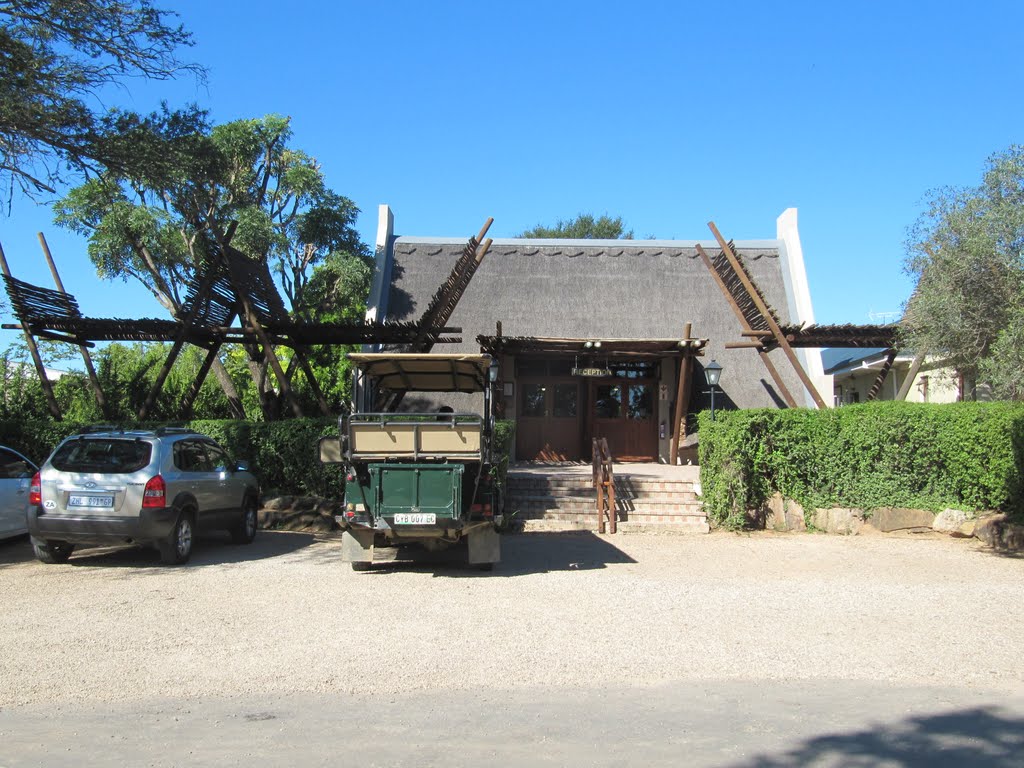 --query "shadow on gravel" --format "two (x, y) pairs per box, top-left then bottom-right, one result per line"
(353, 531), (637, 579)
(47, 530), (321, 570)
(0, 533), (34, 569)
(495, 531), (637, 576)
(731, 706), (1024, 768)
